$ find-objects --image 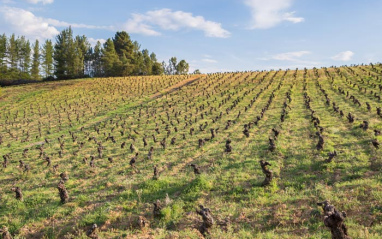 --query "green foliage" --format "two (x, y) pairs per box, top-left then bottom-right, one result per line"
(183, 175), (213, 200)
(76, 194), (90, 207)
(78, 205), (110, 227)
(176, 60), (189, 75)
(31, 39), (40, 80)
(42, 39), (54, 79)
(193, 69), (201, 74)
(0, 30), (184, 83)
(0, 33), (7, 76)
(160, 200), (185, 226)
(102, 38), (120, 77)
(0, 34), (32, 82)
(165, 57), (190, 75)
(113, 31), (134, 76)
(92, 41), (103, 77)
(54, 27), (74, 79)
